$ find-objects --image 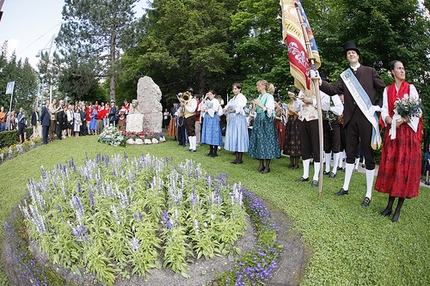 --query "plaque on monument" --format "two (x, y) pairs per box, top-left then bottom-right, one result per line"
(126, 114), (144, 133)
